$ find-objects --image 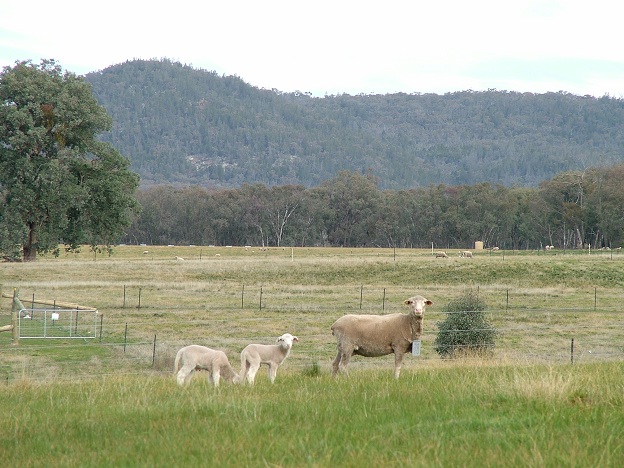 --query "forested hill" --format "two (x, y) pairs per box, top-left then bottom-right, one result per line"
(85, 59), (624, 189)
